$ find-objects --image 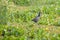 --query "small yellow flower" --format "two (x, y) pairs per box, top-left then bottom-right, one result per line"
(45, 28), (49, 31)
